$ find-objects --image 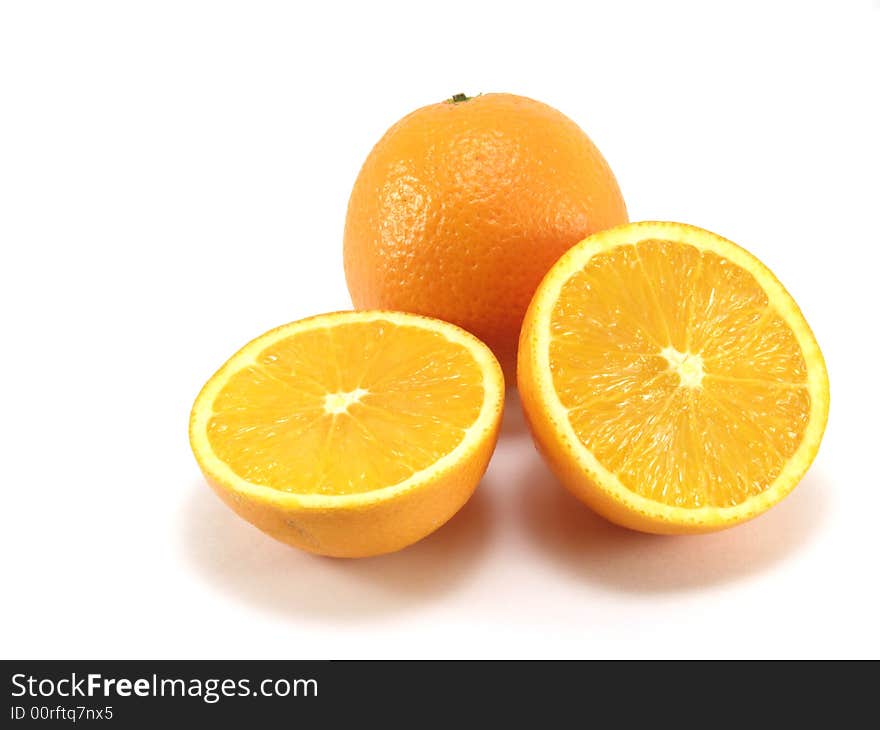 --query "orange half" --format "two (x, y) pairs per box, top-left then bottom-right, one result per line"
(518, 222), (829, 533)
(190, 311), (504, 557)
